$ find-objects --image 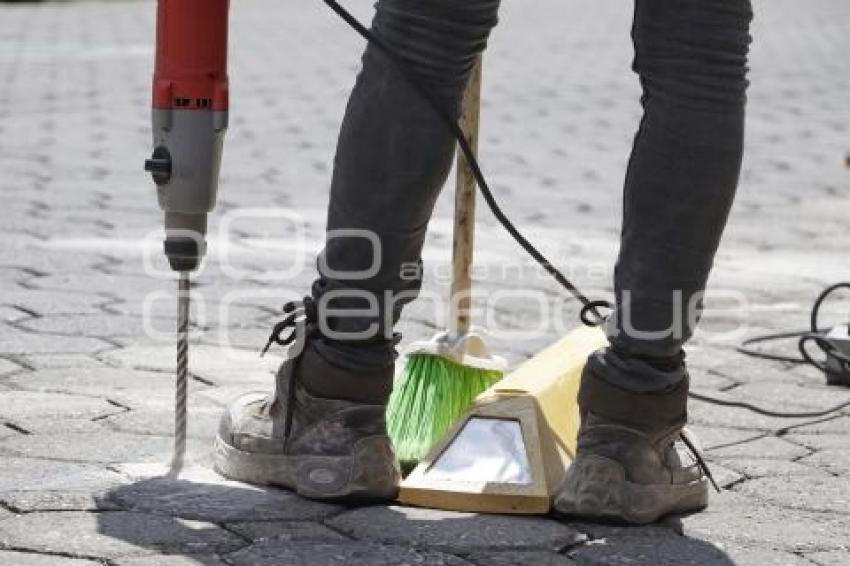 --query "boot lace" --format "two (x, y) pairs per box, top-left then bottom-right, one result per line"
(261, 297), (317, 357)
(679, 431), (721, 493)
